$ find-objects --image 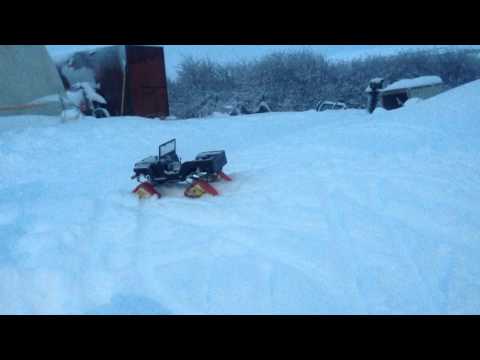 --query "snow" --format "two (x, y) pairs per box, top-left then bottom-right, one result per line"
(403, 98), (423, 107)
(64, 83), (107, 110)
(1, 80), (480, 314)
(60, 64), (97, 87)
(29, 94), (62, 105)
(76, 83), (107, 104)
(382, 76), (443, 92)
(61, 108), (82, 122)
(65, 90), (85, 108)
(365, 78), (385, 92)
